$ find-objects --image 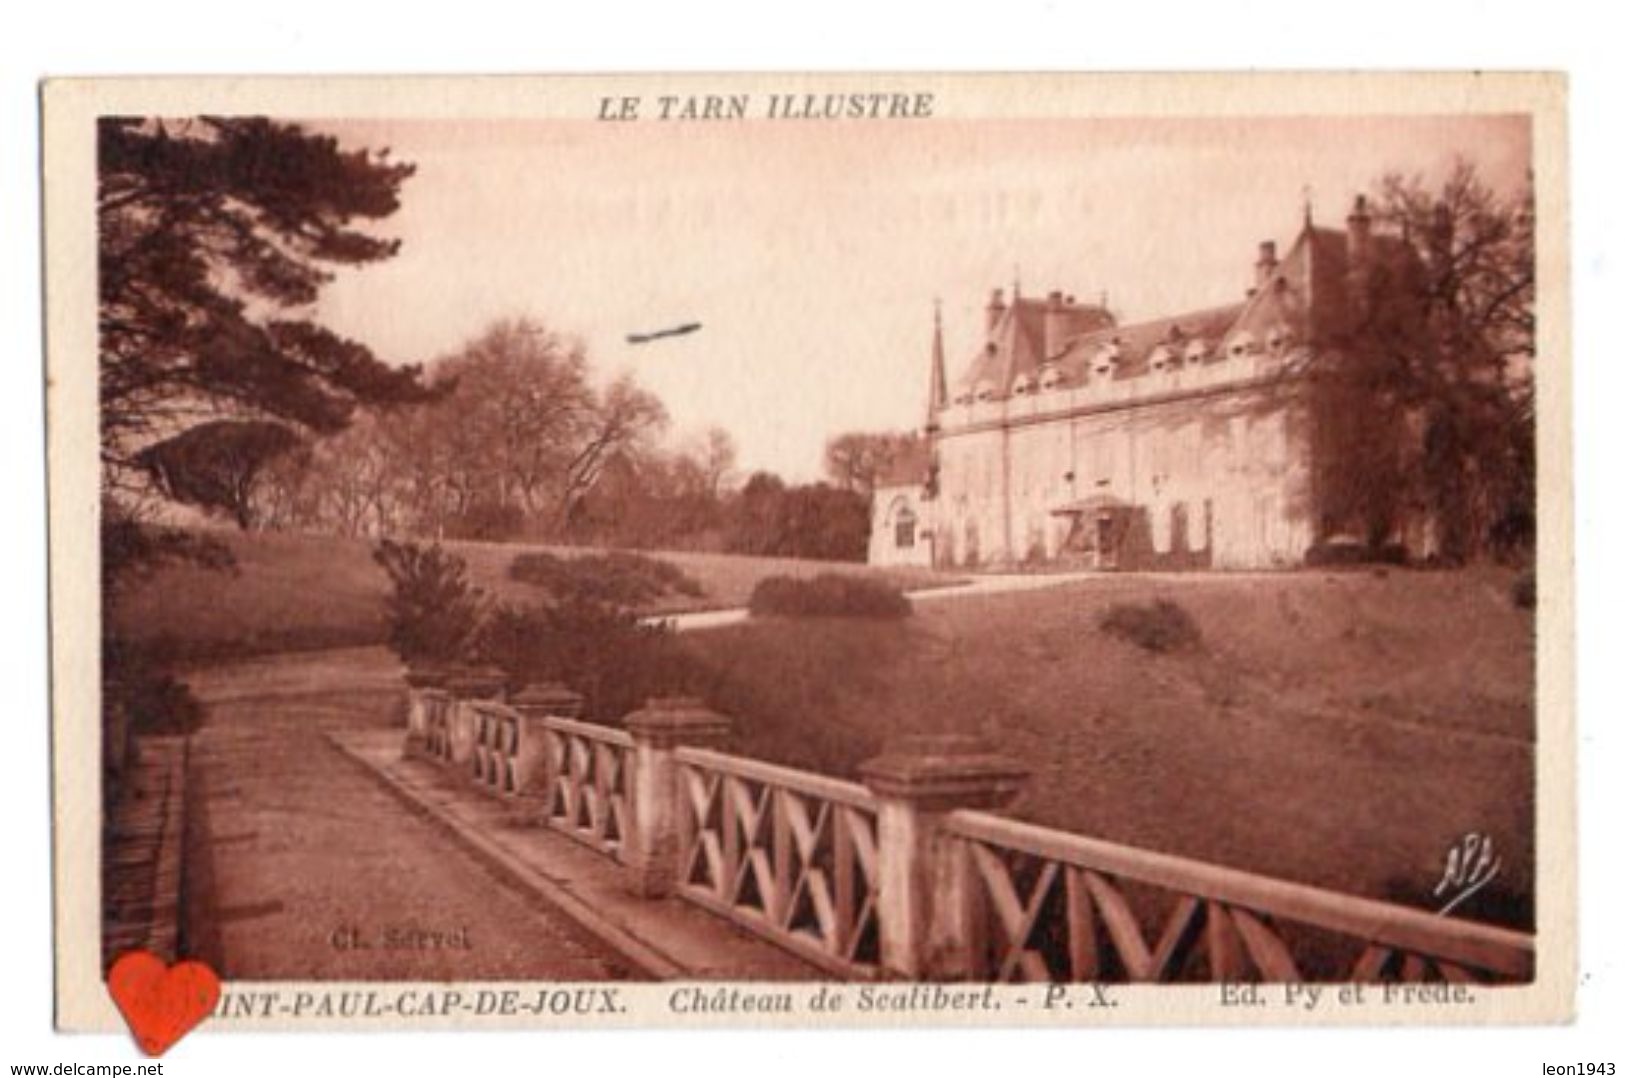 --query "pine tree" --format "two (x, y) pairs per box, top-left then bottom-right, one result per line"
(98, 117), (434, 496)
